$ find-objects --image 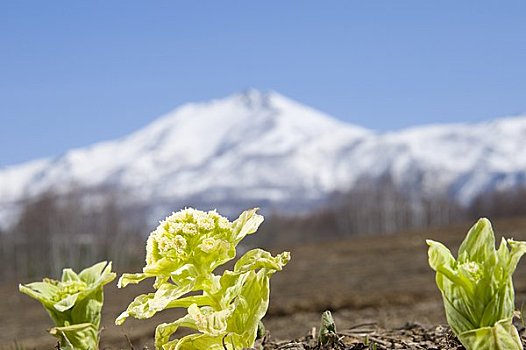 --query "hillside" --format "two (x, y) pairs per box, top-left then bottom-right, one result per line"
(1, 90), (526, 228)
